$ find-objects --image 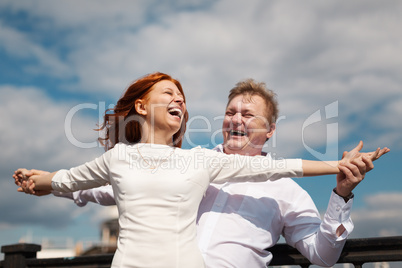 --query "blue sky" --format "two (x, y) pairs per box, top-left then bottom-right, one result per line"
(1, 0), (401, 254)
